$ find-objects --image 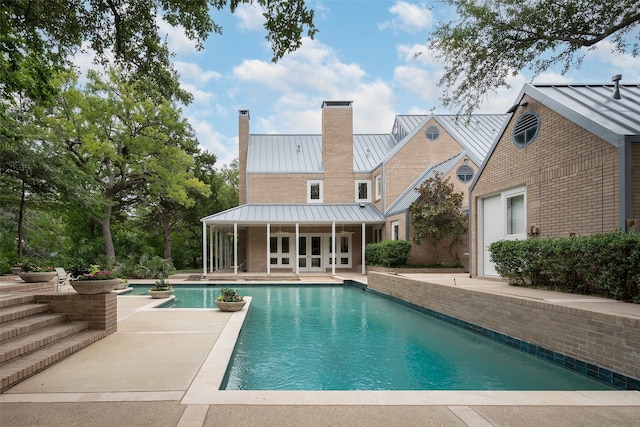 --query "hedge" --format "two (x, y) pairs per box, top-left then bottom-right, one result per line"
(365, 240), (412, 267)
(489, 231), (640, 302)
